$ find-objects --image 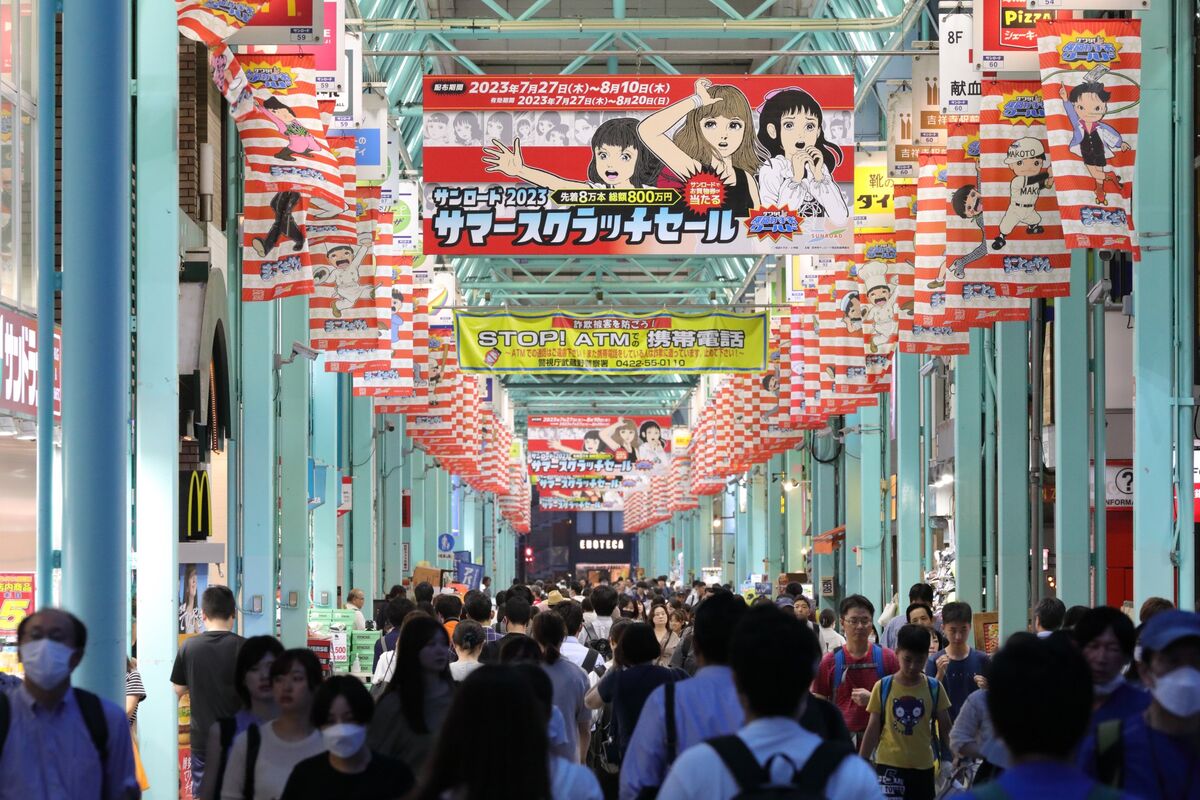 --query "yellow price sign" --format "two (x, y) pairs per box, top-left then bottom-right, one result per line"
(854, 153), (896, 234)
